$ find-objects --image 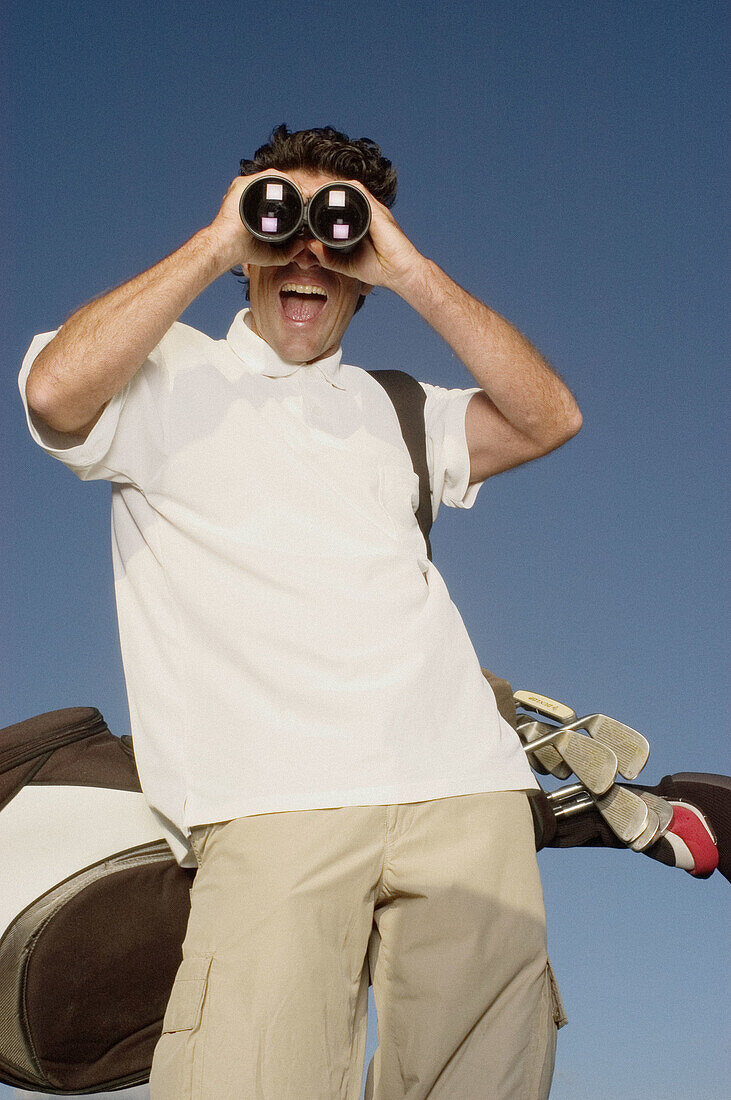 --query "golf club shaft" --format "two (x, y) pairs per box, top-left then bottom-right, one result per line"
(547, 782), (586, 804)
(552, 793), (594, 818)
